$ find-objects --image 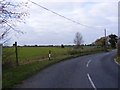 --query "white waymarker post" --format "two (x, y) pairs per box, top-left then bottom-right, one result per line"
(0, 44), (2, 89)
(49, 50), (51, 60)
